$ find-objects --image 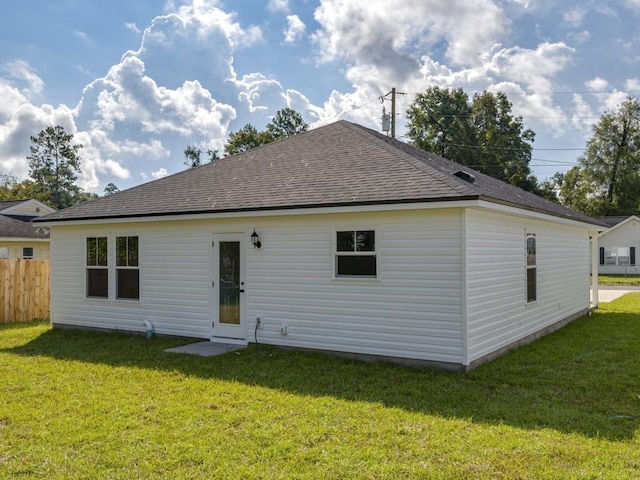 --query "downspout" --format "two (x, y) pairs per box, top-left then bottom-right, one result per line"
(143, 319), (155, 339)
